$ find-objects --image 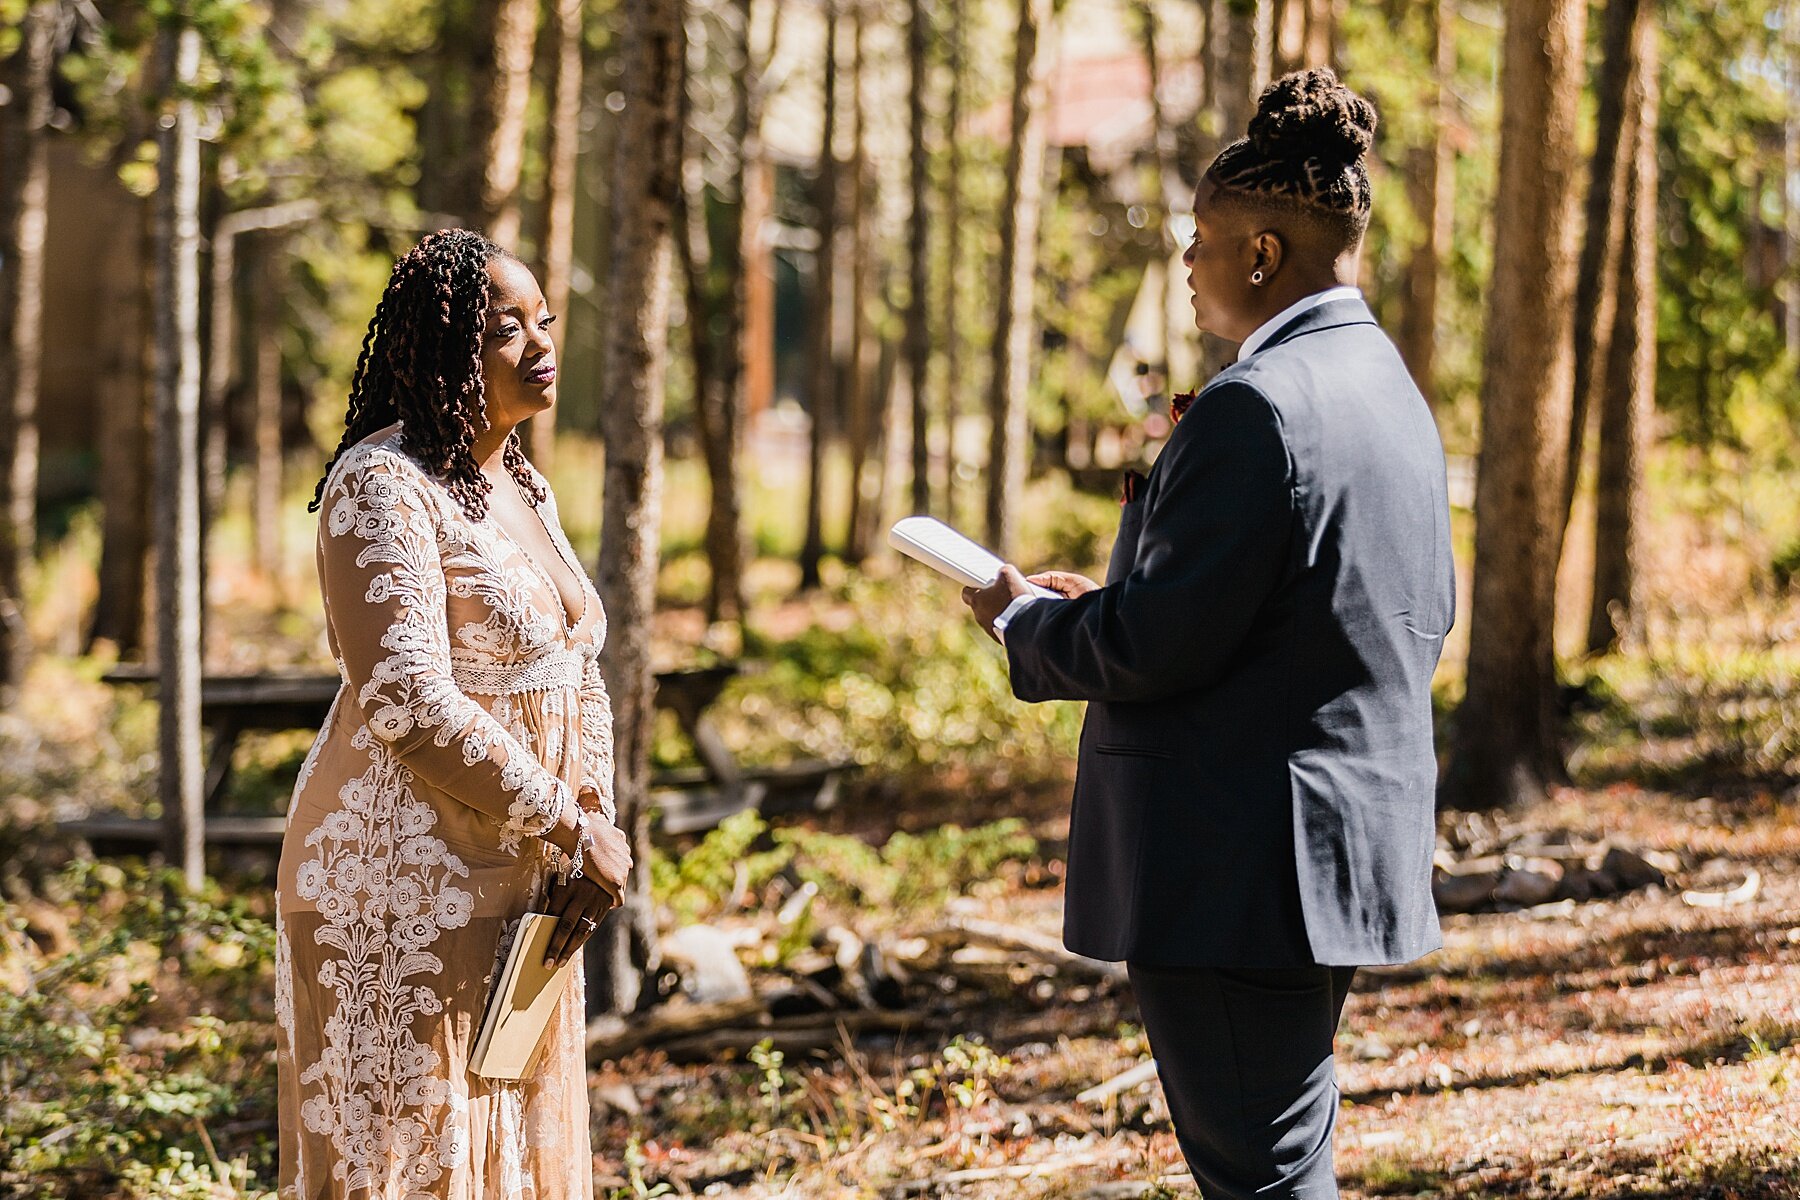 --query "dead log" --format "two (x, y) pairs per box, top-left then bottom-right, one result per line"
(928, 916), (1128, 984)
(586, 995), (766, 1061)
(654, 1008), (927, 1062)
(888, 1152), (1122, 1196)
